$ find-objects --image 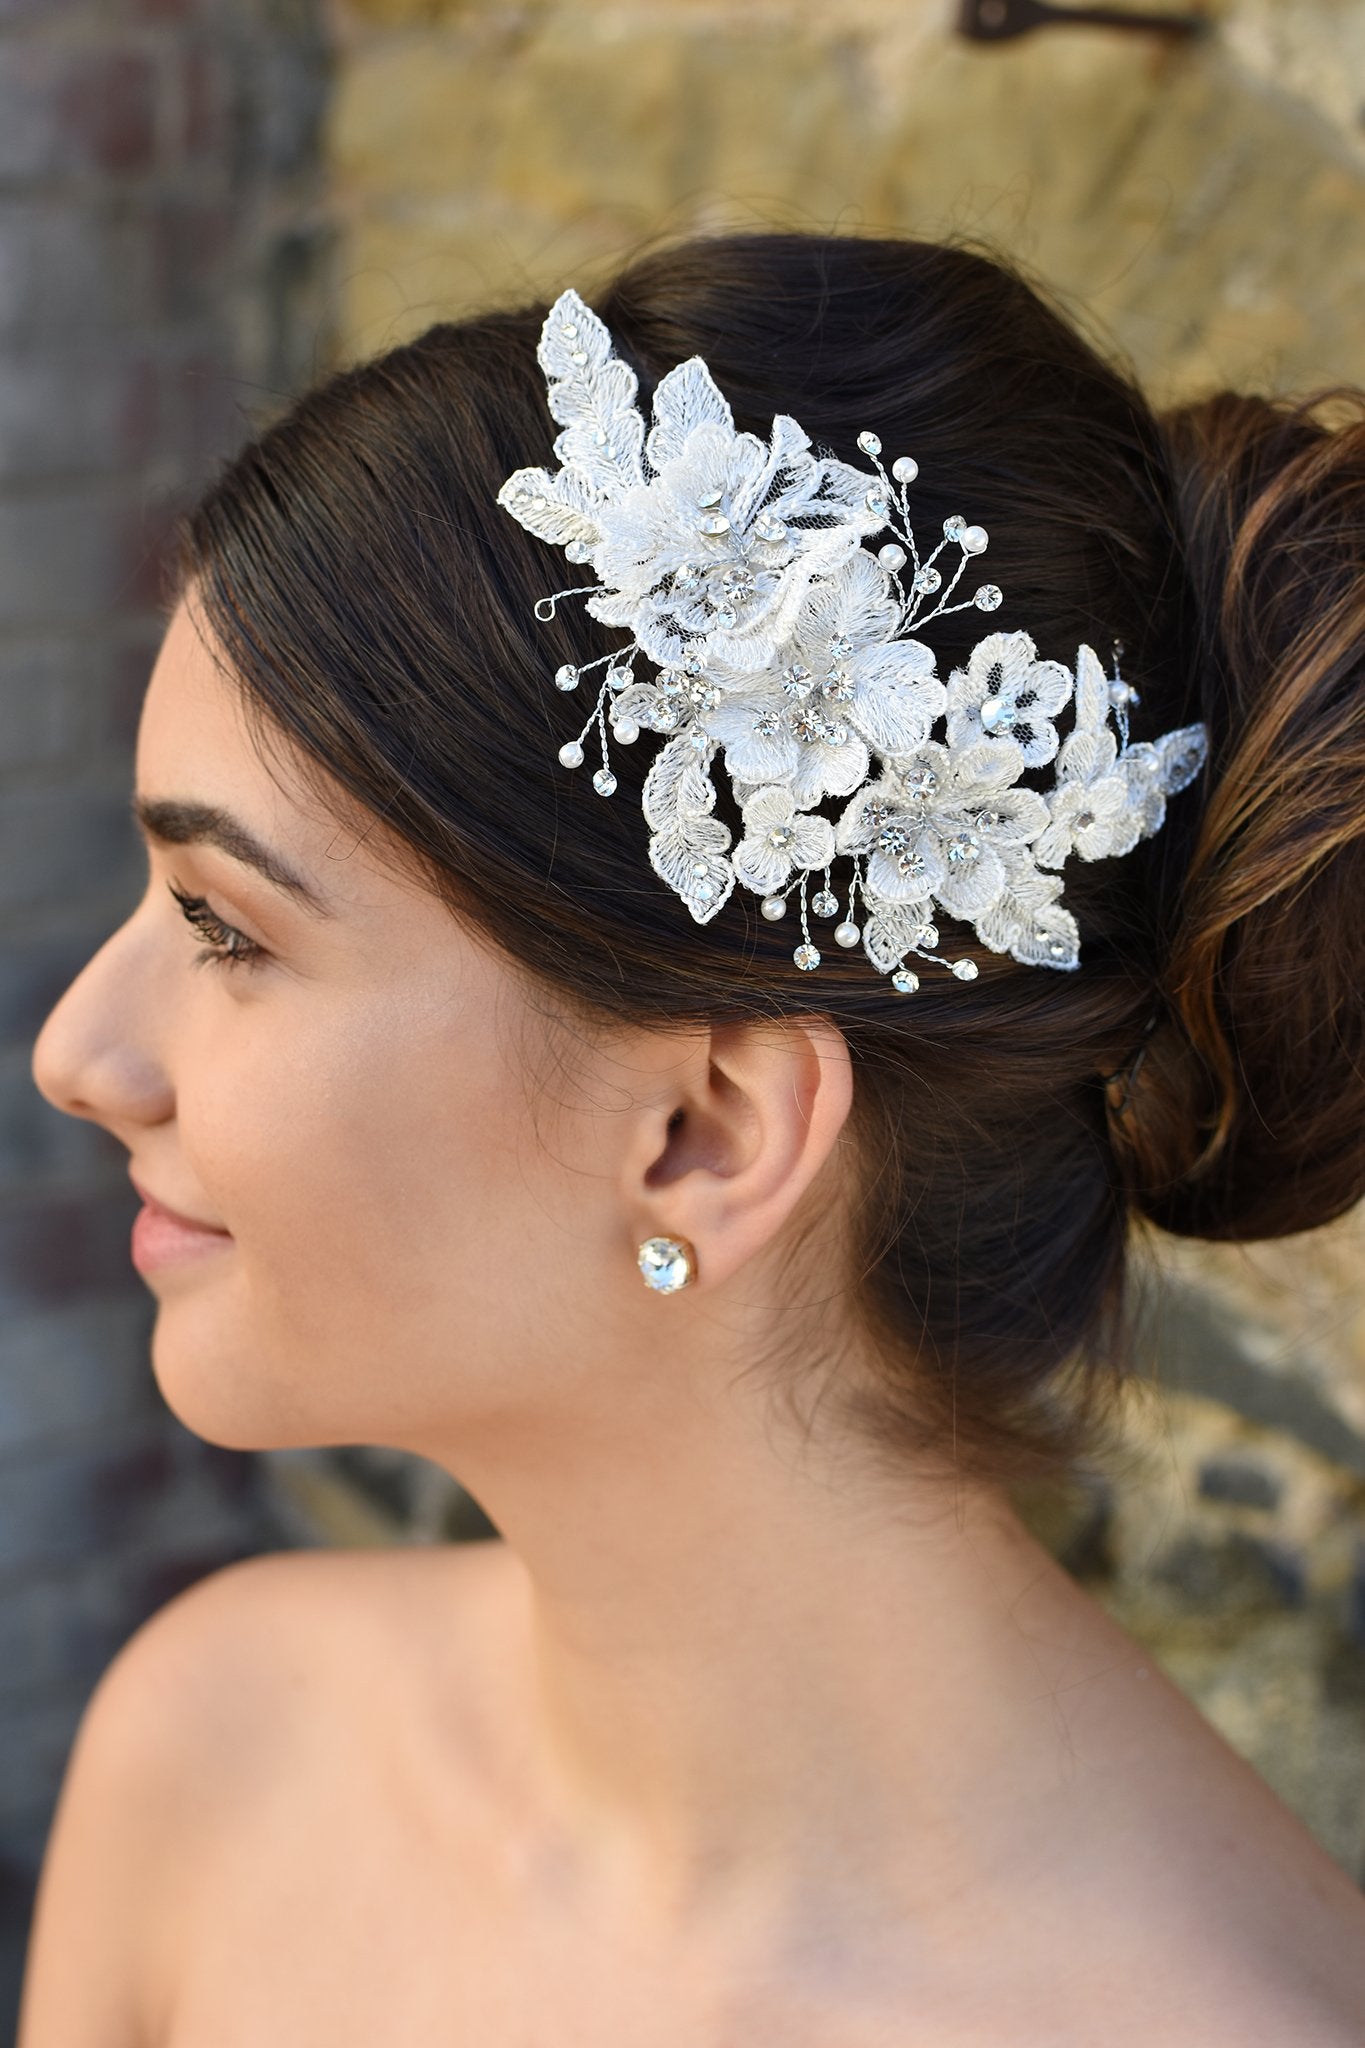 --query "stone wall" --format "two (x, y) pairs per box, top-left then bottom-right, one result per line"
(0, 0), (331, 2028)
(326, 0), (1365, 401)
